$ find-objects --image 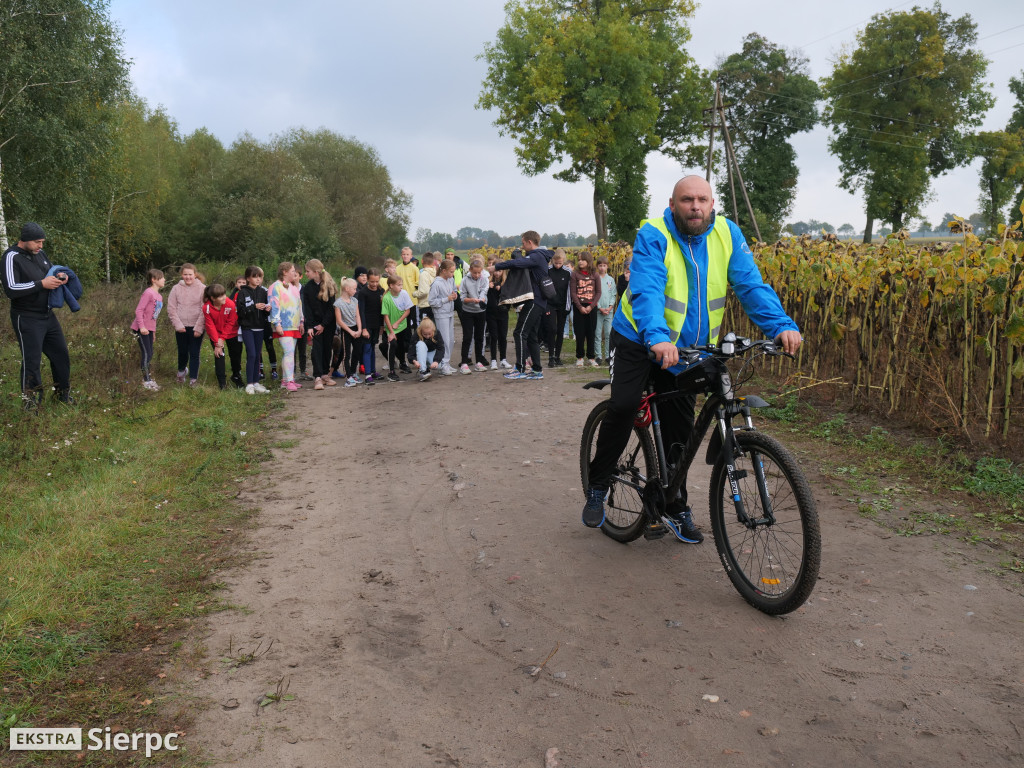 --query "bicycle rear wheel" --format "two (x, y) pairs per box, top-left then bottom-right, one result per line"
(580, 399), (657, 543)
(709, 431), (820, 615)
